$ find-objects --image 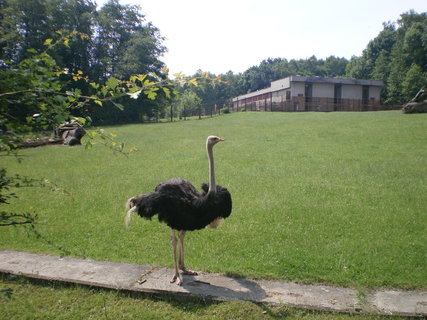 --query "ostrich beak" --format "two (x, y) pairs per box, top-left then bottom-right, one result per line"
(218, 137), (225, 142)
